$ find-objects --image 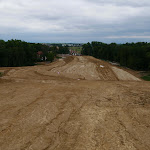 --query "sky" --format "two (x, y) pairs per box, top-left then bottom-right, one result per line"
(0, 0), (150, 43)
